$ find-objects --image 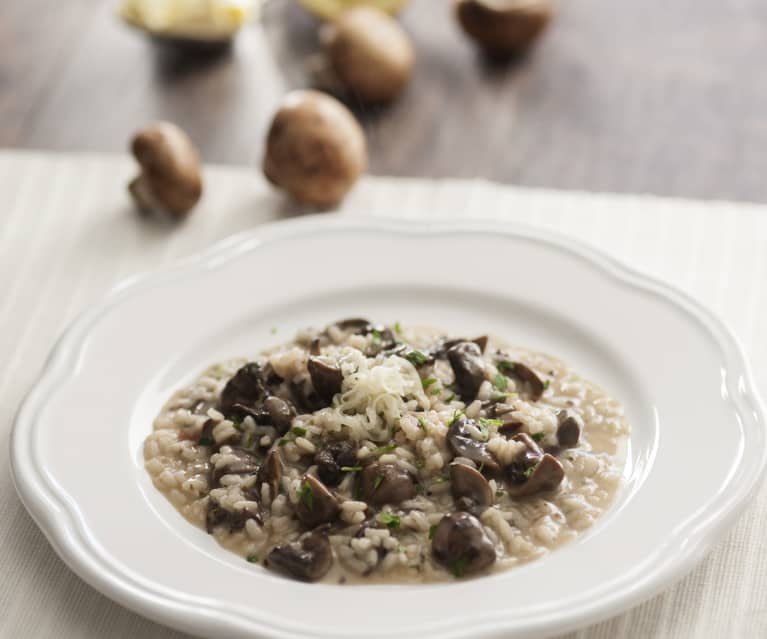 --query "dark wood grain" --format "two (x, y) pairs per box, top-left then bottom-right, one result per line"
(2, 0), (767, 202)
